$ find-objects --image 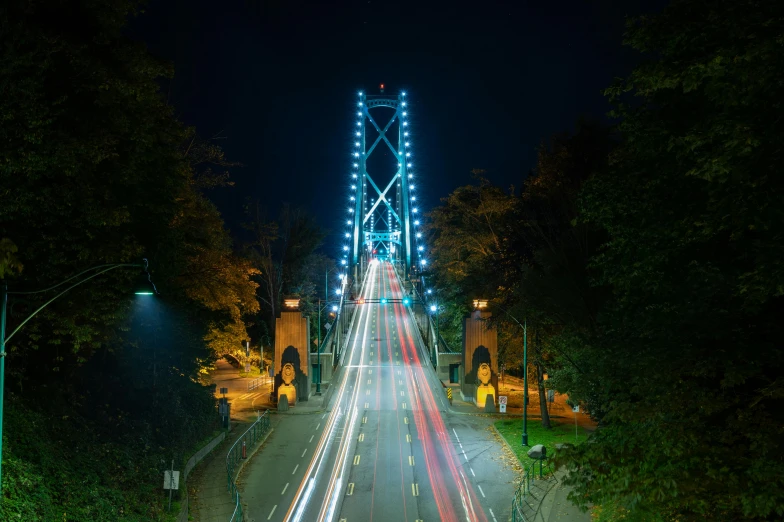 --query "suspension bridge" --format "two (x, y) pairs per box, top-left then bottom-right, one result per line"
(235, 87), (520, 522)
